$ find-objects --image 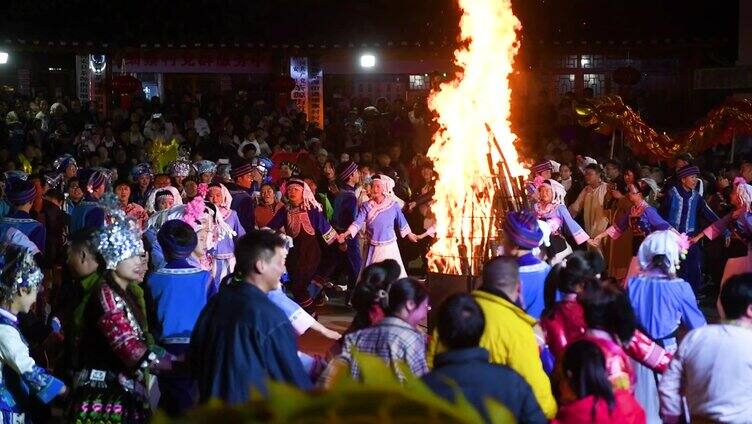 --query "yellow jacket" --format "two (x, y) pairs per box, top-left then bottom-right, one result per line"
(427, 289), (557, 419)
